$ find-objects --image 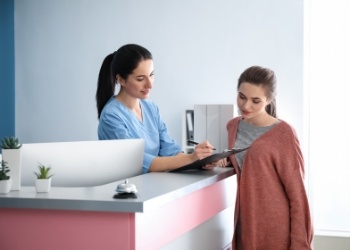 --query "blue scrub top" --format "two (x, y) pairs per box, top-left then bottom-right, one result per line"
(98, 97), (182, 173)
